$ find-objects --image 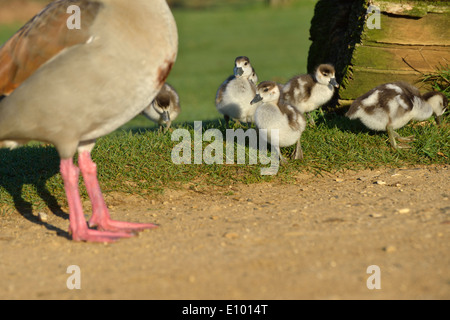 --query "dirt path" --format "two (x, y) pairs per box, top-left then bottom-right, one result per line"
(0, 166), (449, 300)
